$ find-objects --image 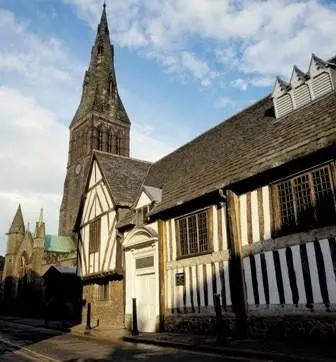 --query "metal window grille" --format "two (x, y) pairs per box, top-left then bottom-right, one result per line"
(177, 210), (209, 257)
(89, 218), (101, 253)
(277, 165), (335, 230)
